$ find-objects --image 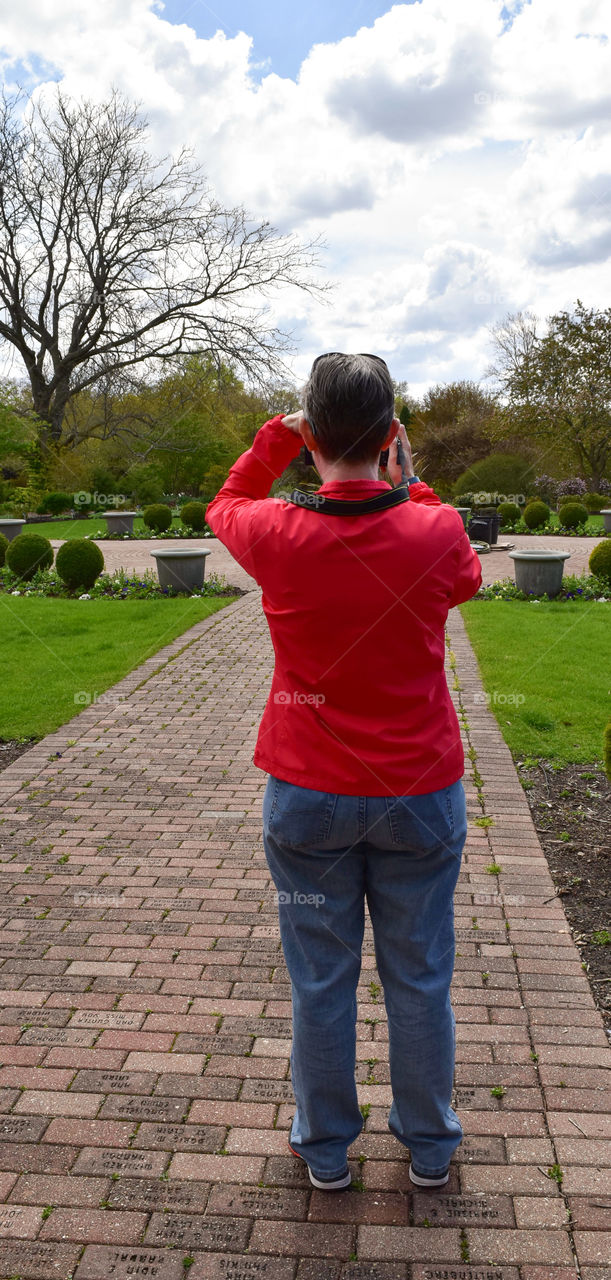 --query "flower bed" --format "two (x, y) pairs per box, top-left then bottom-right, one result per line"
(85, 525), (215, 541)
(475, 572), (610, 602)
(0, 565), (240, 600)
